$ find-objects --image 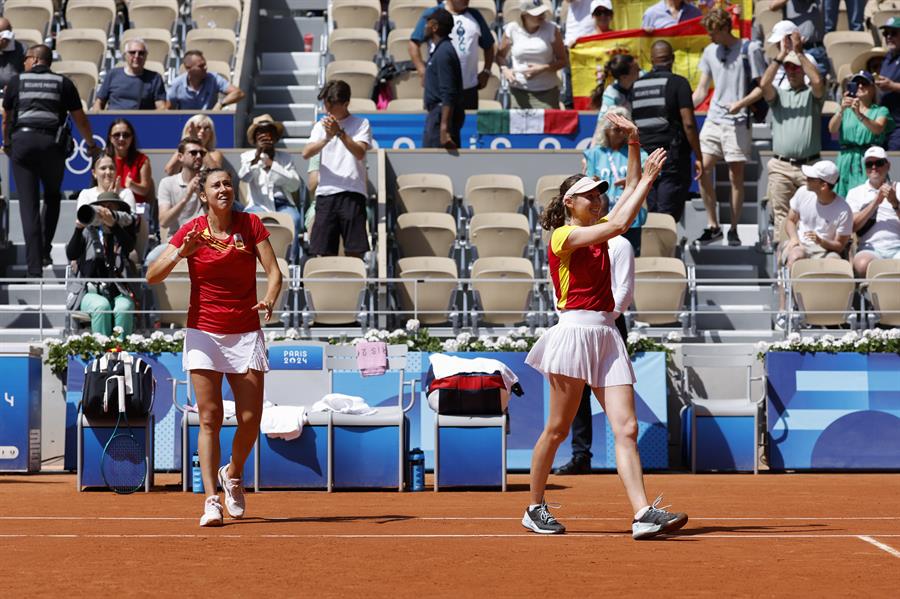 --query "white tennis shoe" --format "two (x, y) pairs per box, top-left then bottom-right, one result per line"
(218, 464), (245, 519)
(199, 495), (223, 527)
